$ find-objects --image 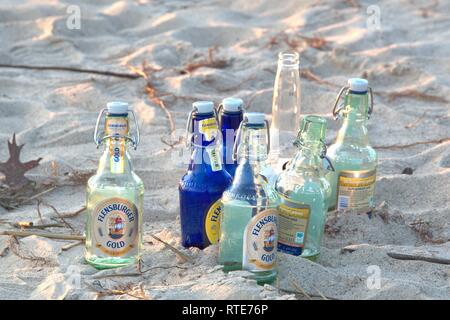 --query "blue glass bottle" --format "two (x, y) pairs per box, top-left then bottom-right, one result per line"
(179, 101), (232, 249)
(218, 97), (244, 178)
